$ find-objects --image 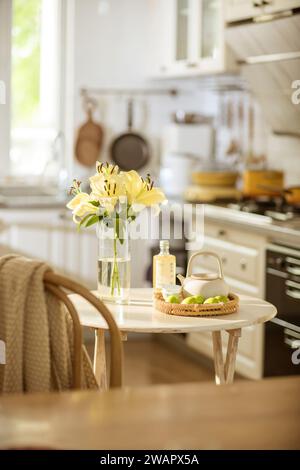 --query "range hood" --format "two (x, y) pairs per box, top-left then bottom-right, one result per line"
(226, 11), (300, 137)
